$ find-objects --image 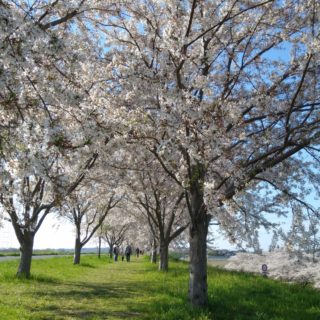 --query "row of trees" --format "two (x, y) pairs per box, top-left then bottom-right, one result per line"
(1, 0), (320, 308)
